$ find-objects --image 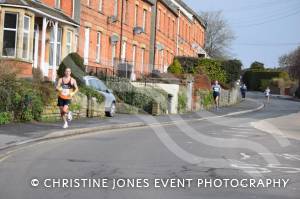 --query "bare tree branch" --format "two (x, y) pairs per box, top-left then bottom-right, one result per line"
(200, 11), (235, 59)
